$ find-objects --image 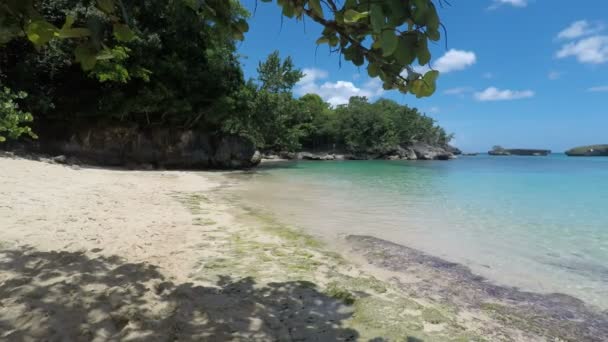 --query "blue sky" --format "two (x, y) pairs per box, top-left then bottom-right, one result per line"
(237, 1), (608, 152)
